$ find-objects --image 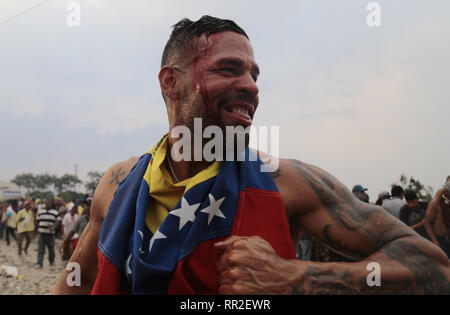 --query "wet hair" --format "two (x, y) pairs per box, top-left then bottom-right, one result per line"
(391, 185), (404, 197)
(404, 190), (418, 201)
(161, 15), (249, 68)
